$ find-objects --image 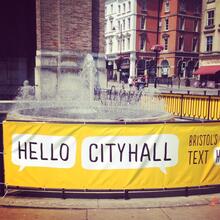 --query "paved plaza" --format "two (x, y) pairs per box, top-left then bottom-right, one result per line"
(0, 193), (220, 220)
(106, 81), (220, 96)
